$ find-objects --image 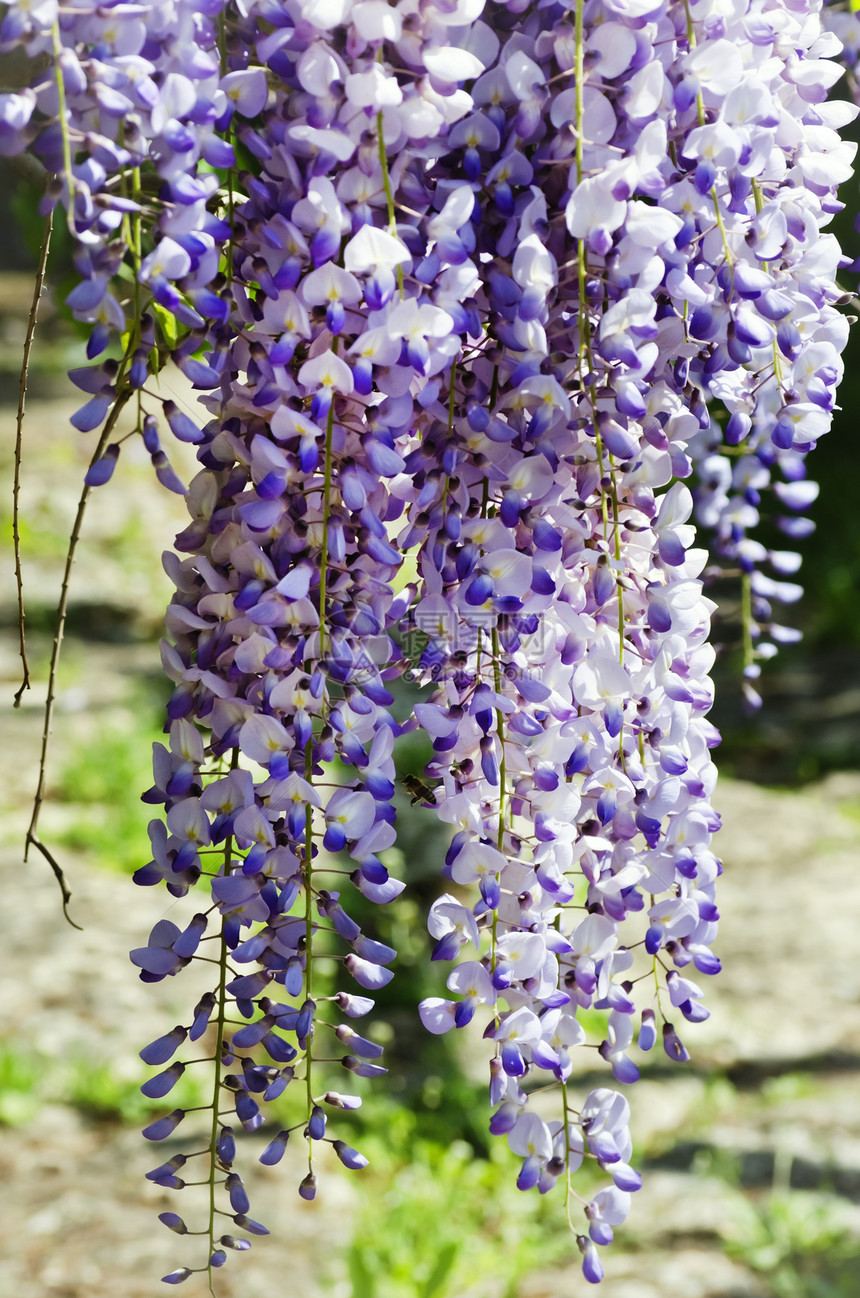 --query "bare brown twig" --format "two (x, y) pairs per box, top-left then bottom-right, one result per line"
(13, 209), (53, 708)
(24, 388), (133, 927)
